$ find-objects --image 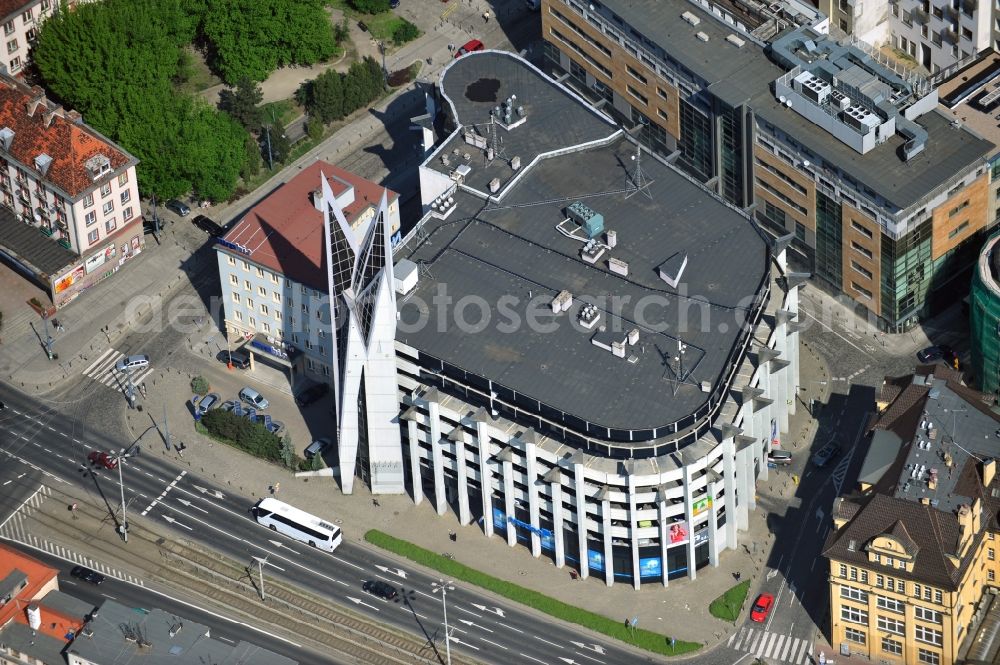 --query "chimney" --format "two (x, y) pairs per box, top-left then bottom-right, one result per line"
(43, 105), (63, 128)
(65, 109), (82, 124)
(984, 458), (996, 488)
(26, 86), (45, 117)
(311, 188), (324, 212)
